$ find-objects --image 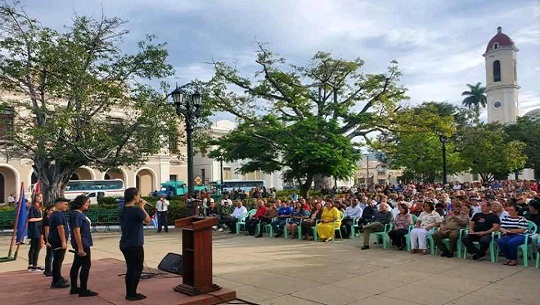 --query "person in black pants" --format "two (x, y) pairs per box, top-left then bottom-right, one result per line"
(119, 187), (151, 301)
(43, 204), (55, 276)
(155, 195), (169, 233)
(69, 195), (98, 297)
(27, 193), (44, 272)
(48, 198), (70, 288)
